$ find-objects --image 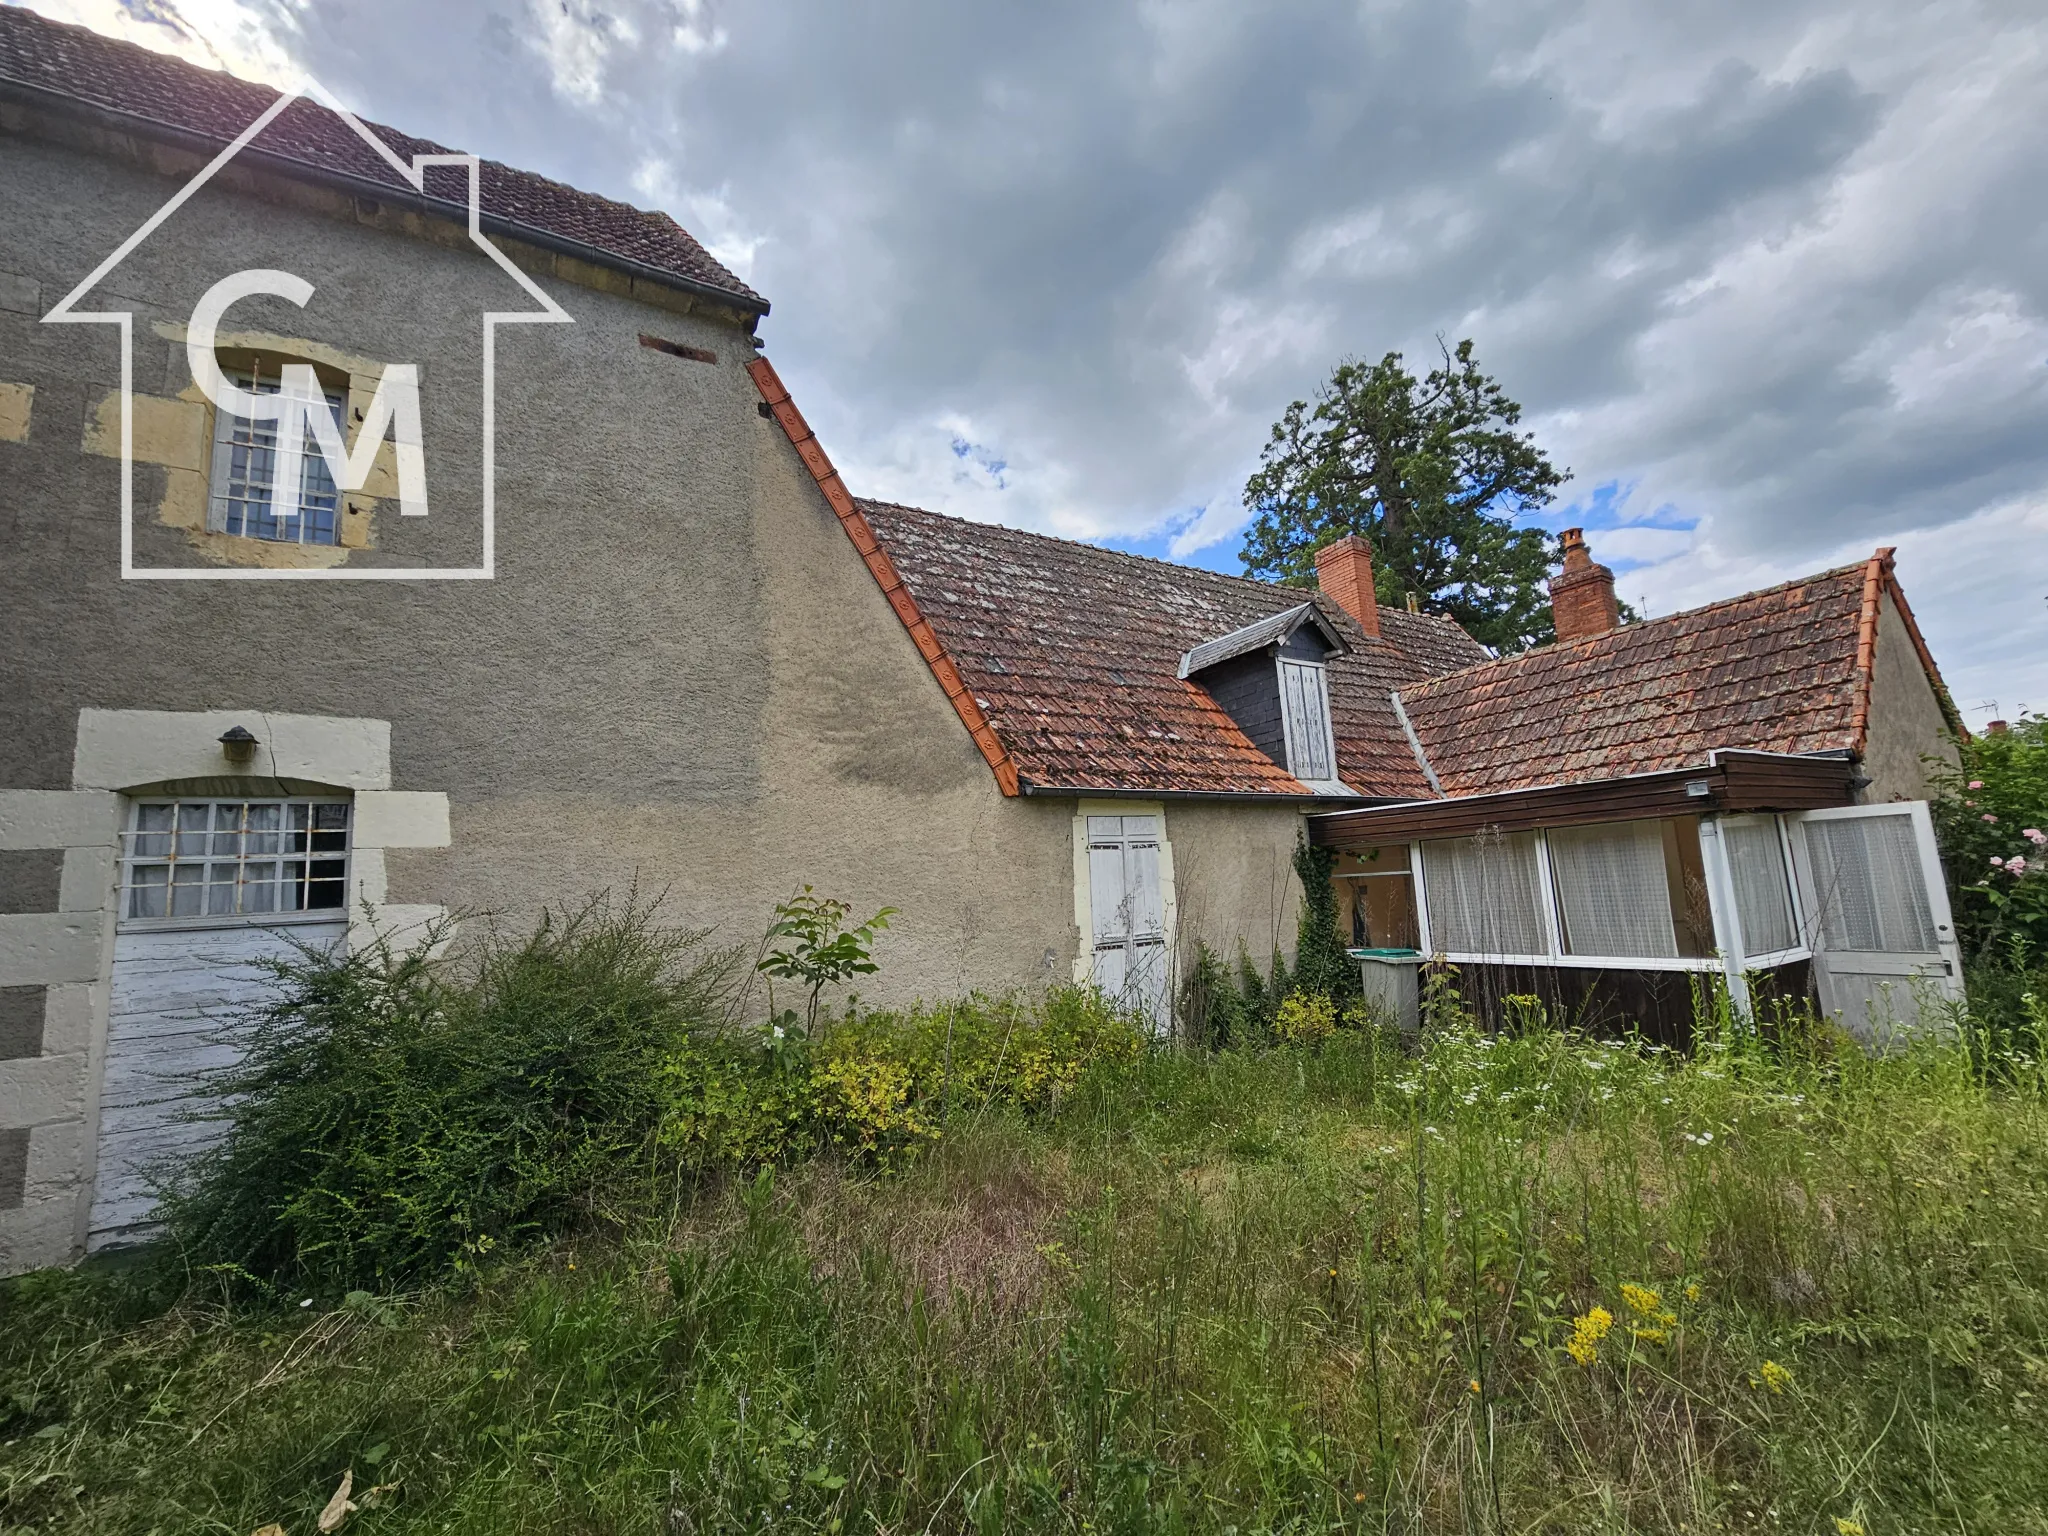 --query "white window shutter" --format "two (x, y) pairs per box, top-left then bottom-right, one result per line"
(1088, 841), (1129, 942)
(1127, 837), (1164, 939)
